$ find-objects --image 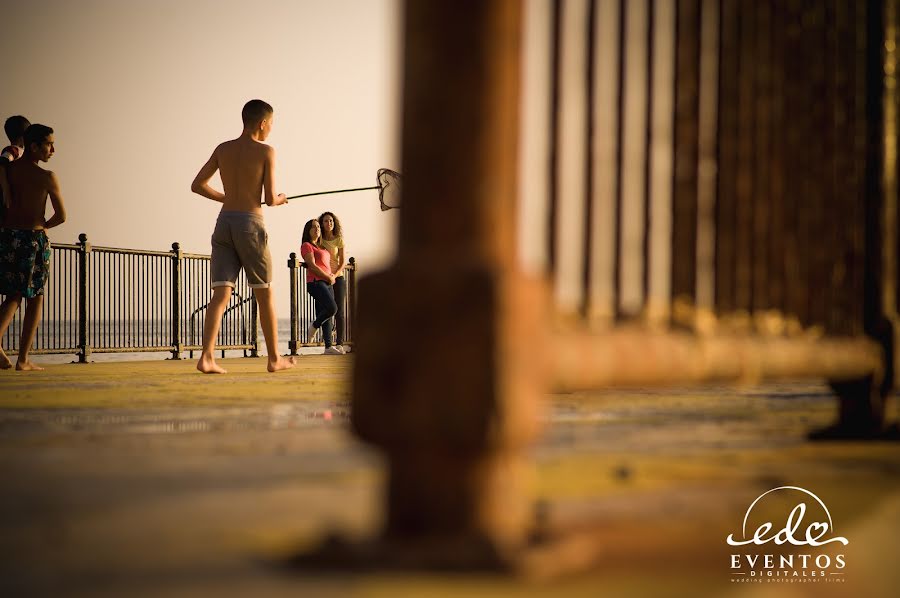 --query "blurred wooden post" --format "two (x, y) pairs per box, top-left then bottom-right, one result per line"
(352, 0), (547, 559)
